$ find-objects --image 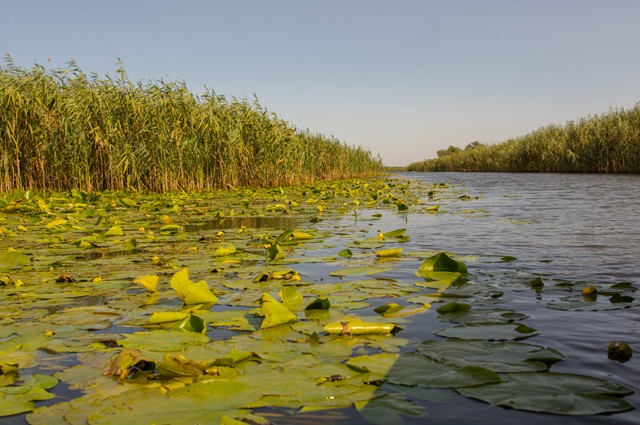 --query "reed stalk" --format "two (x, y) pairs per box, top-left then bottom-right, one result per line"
(408, 104), (640, 174)
(0, 57), (382, 192)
